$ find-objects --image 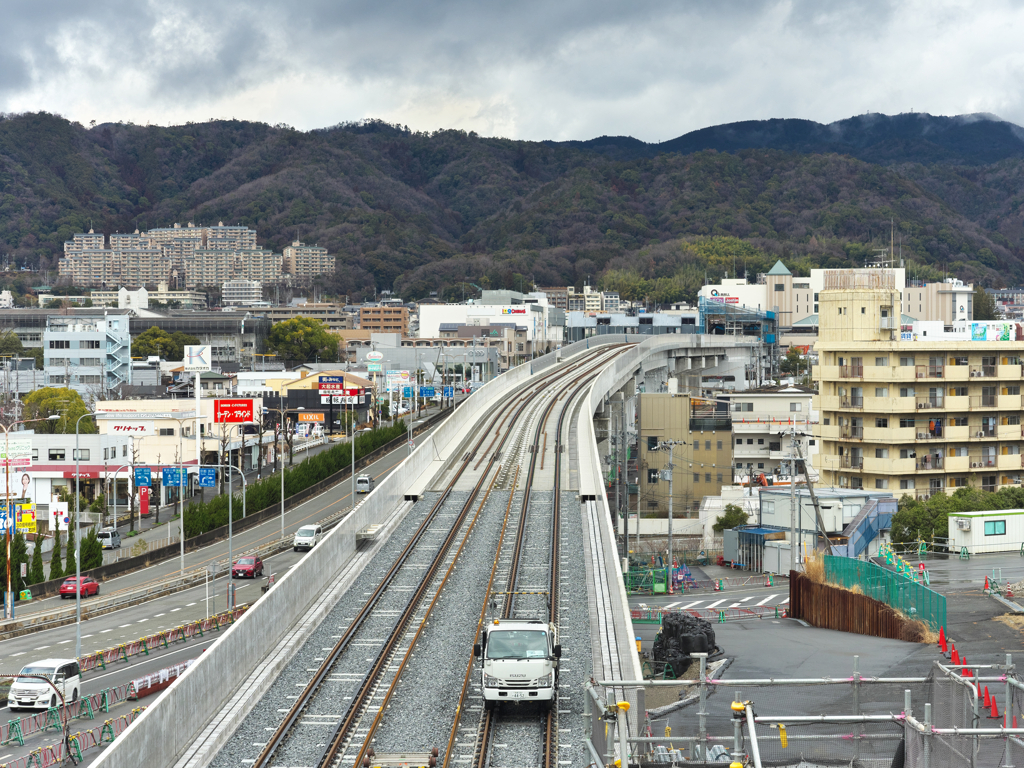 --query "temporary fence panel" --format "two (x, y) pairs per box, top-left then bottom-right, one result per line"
(823, 555), (947, 630)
